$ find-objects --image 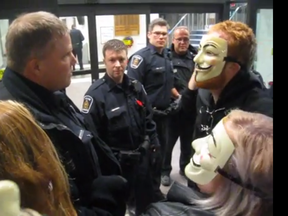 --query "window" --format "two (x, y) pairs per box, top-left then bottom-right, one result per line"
(254, 9), (273, 87)
(114, 15), (140, 36)
(59, 16), (91, 71)
(0, 19), (9, 70)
